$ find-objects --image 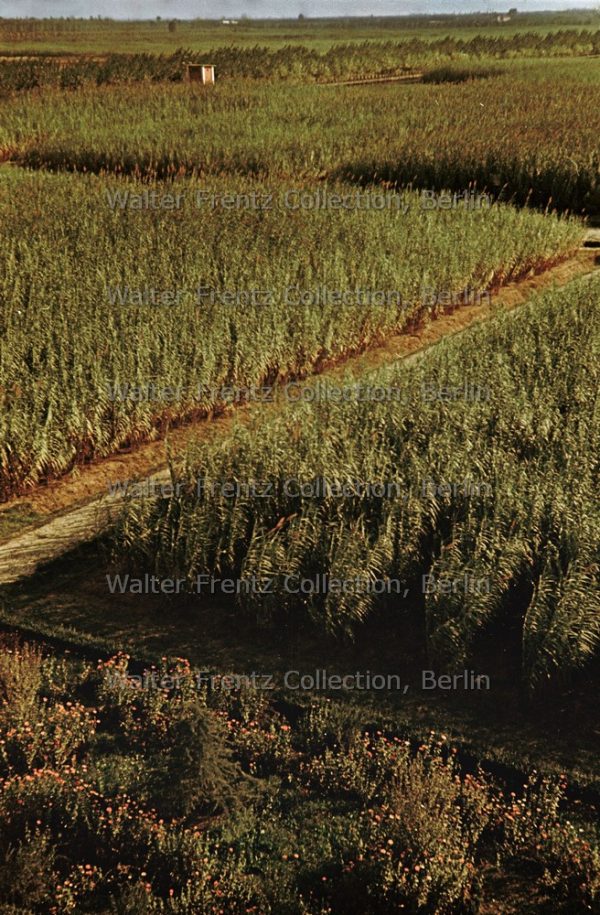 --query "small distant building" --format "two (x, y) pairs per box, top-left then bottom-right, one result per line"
(185, 64), (215, 84)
